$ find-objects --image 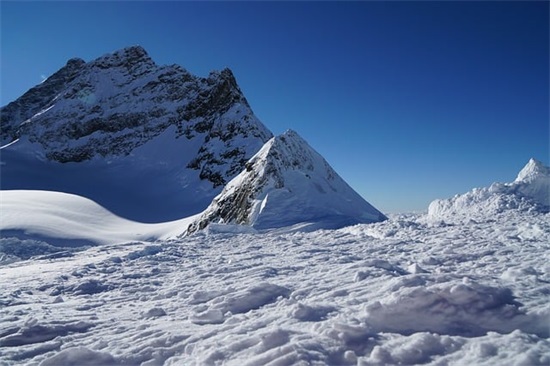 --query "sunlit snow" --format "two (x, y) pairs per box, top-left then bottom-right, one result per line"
(1, 46), (548, 365)
(0, 160), (549, 365)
